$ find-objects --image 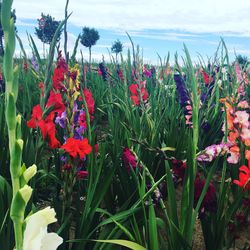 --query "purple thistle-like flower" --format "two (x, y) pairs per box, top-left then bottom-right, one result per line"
(55, 111), (67, 128)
